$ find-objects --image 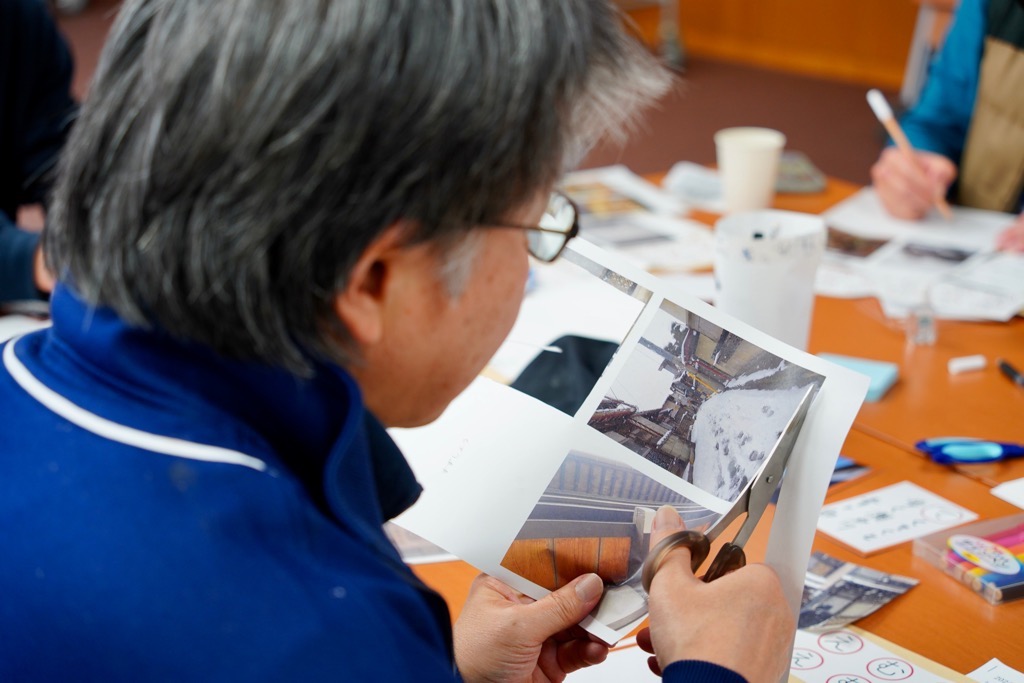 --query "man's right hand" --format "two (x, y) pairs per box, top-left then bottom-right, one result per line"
(871, 147), (957, 220)
(638, 505), (795, 683)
